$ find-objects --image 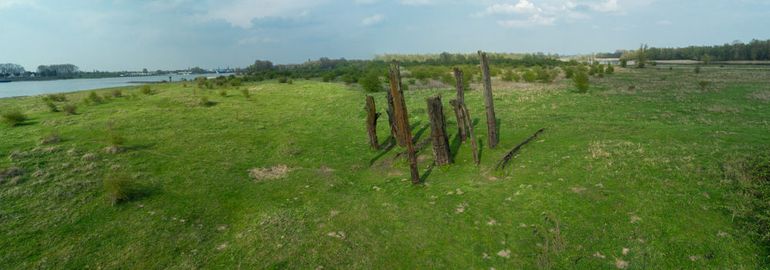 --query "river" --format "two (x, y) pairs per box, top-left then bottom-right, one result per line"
(0, 73), (232, 98)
